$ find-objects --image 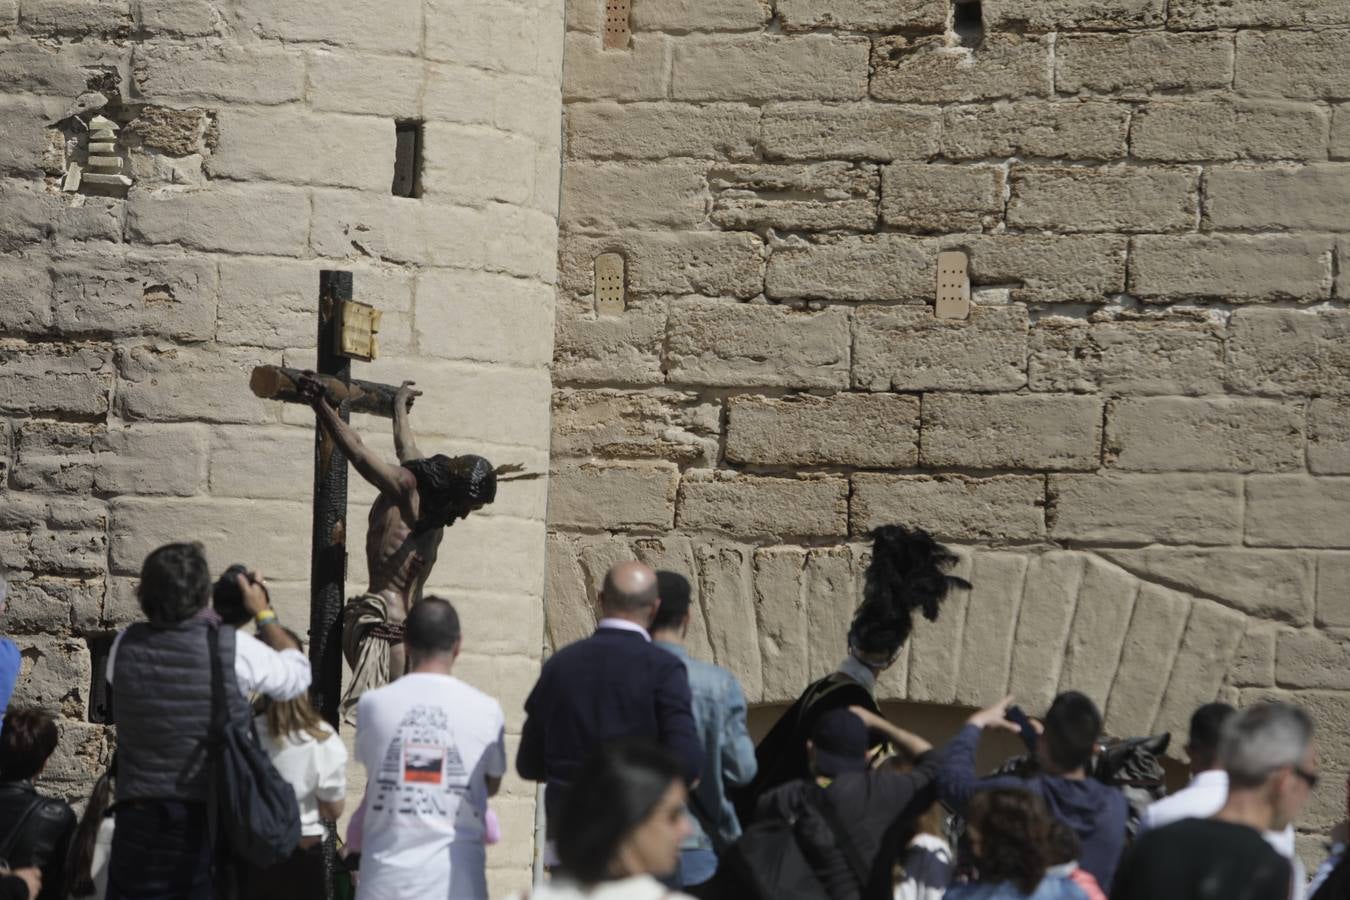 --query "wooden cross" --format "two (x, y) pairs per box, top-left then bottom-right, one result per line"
(247, 270), (400, 728)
